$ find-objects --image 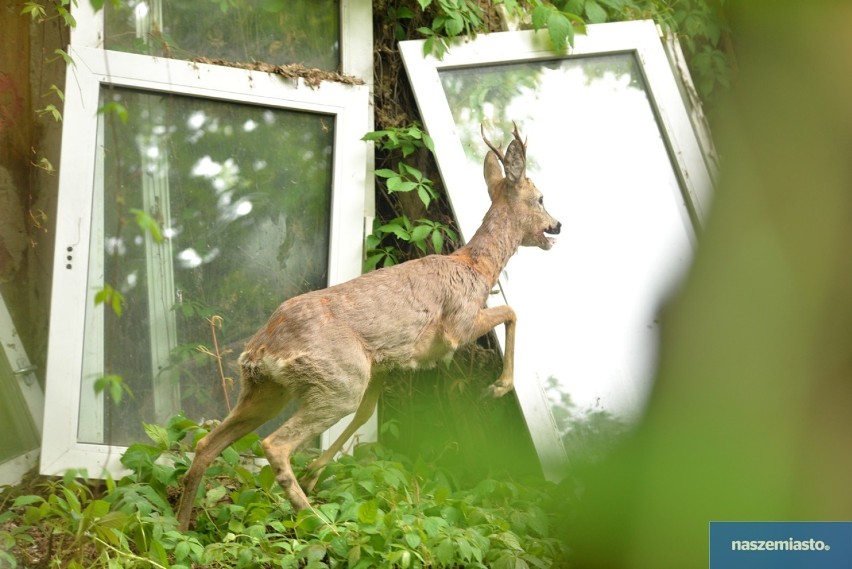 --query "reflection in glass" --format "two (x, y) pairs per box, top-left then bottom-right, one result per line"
(104, 0), (340, 70)
(439, 54), (695, 448)
(0, 348), (39, 463)
(82, 87), (334, 445)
